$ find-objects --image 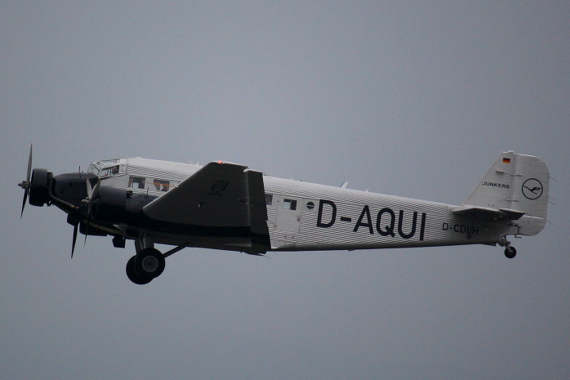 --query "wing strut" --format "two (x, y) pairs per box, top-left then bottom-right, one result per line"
(163, 245), (187, 258)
